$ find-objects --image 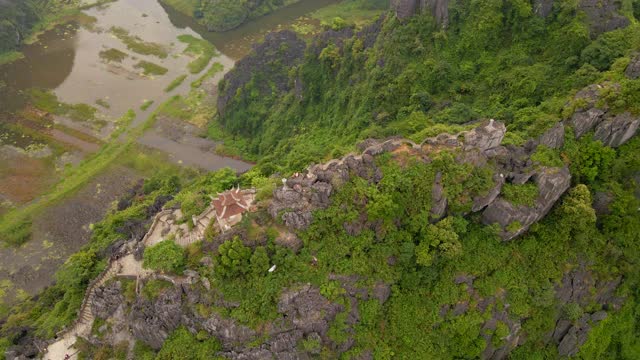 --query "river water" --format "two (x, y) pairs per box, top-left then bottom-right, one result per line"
(0, 0), (339, 298)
